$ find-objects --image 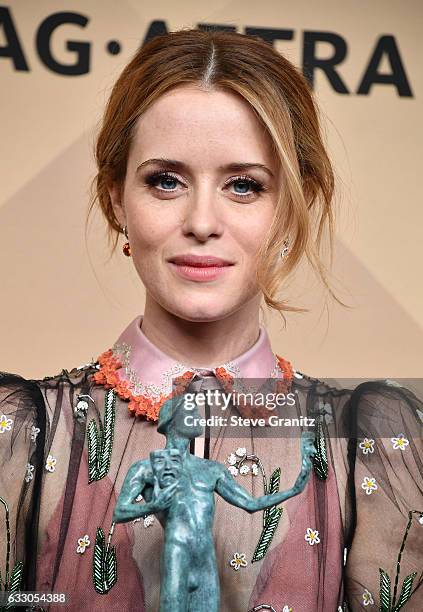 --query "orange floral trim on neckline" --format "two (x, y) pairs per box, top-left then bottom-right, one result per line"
(92, 348), (294, 422)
